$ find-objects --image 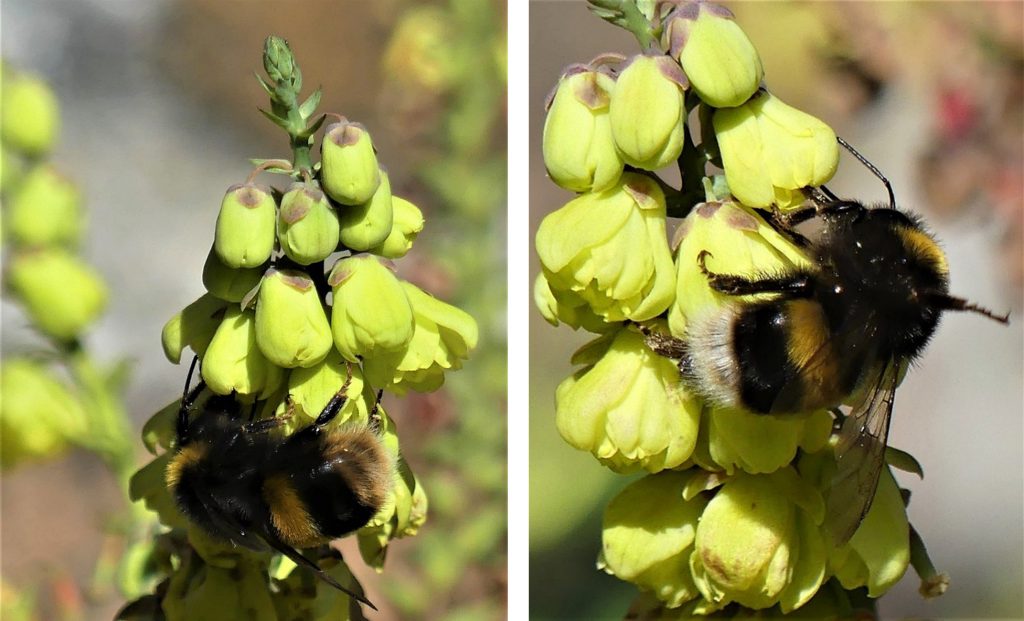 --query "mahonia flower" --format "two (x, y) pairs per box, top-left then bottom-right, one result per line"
(533, 273), (610, 333)
(201, 306), (284, 398)
(320, 120), (381, 206)
(162, 557), (277, 621)
(161, 293), (229, 363)
(1, 70), (60, 156)
(213, 183), (277, 268)
(254, 268), (333, 368)
(367, 196), (424, 259)
(278, 182), (341, 265)
(7, 248), (108, 341)
(362, 281), (478, 394)
(713, 90), (839, 208)
(0, 358), (87, 468)
(6, 165), (82, 248)
(690, 469), (827, 612)
(328, 255), (414, 361)
(600, 471), (707, 607)
(794, 446), (913, 597)
(281, 350), (366, 425)
(829, 467), (910, 596)
(536, 172), (675, 322)
(609, 54), (688, 171)
(543, 67), (623, 192)
(556, 327), (701, 472)
(201, 245), (266, 303)
(357, 412), (427, 570)
(338, 169), (394, 251)
(698, 405), (832, 475)
(668, 200), (810, 335)
(664, 2), (763, 108)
